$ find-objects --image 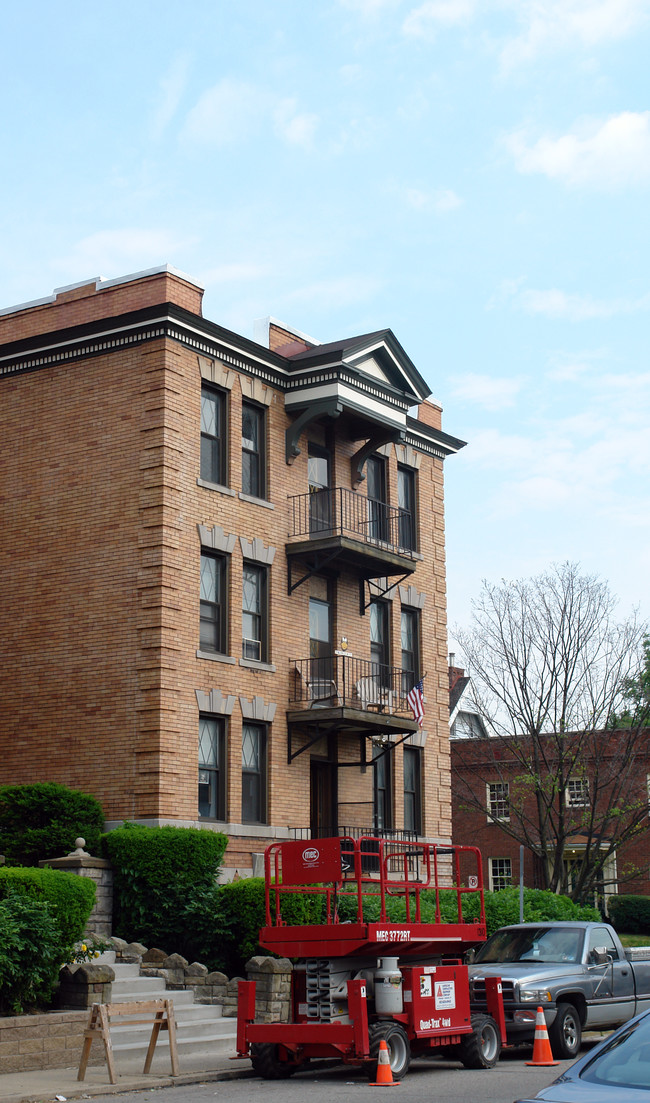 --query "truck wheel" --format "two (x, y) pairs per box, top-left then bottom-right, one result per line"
(366, 1021), (411, 1080)
(459, 1014), (501, 1069)
(250, 1043), (299, 1079)
(548, 1003), (581, 1060)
